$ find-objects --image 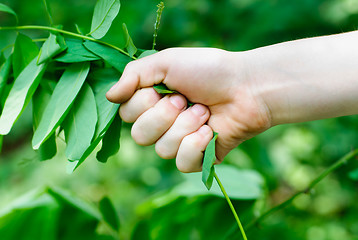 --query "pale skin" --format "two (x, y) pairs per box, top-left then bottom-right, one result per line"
(106, 31), (358, 173)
